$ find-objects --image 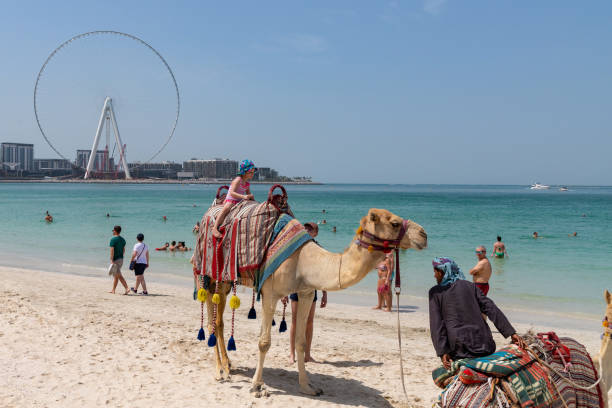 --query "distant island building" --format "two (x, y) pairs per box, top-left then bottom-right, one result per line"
(76, 149), (114, 173)
(182, 158), (238, 180)
(128, 161), (182, 179)
(33, 158), (72, 176)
